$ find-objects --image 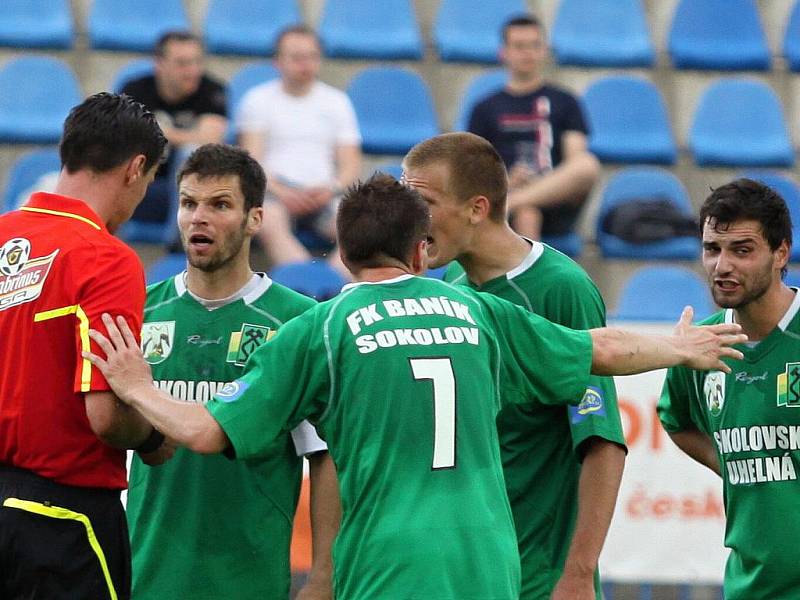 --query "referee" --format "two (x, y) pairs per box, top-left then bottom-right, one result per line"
(0, 94), (168, 599)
